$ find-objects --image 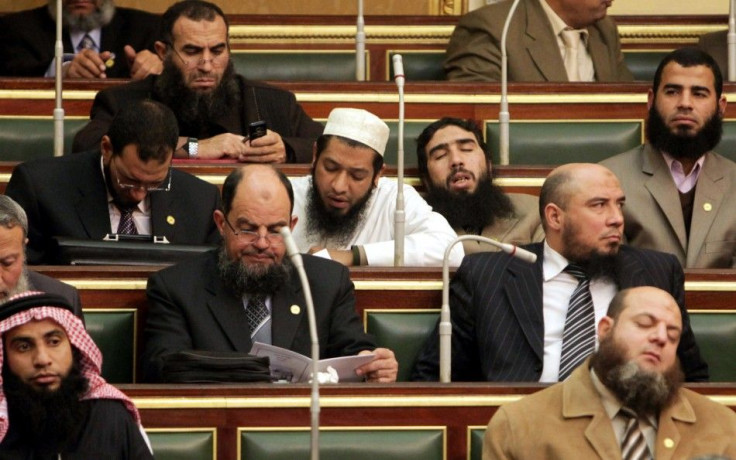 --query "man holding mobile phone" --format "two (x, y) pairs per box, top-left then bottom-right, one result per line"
(73, 1), (324, 163)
